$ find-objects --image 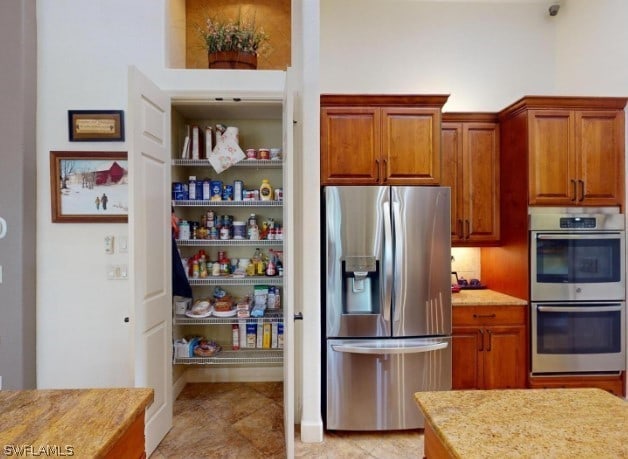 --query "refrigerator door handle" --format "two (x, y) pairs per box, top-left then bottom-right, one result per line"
(331, 341), (449, 355)
(391, 197), (403, 322)
(382, 200), (393, 324)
